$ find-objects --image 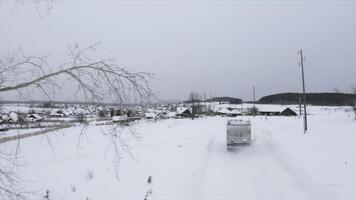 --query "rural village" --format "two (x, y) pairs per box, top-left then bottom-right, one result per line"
(1, 1), (356, 200)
